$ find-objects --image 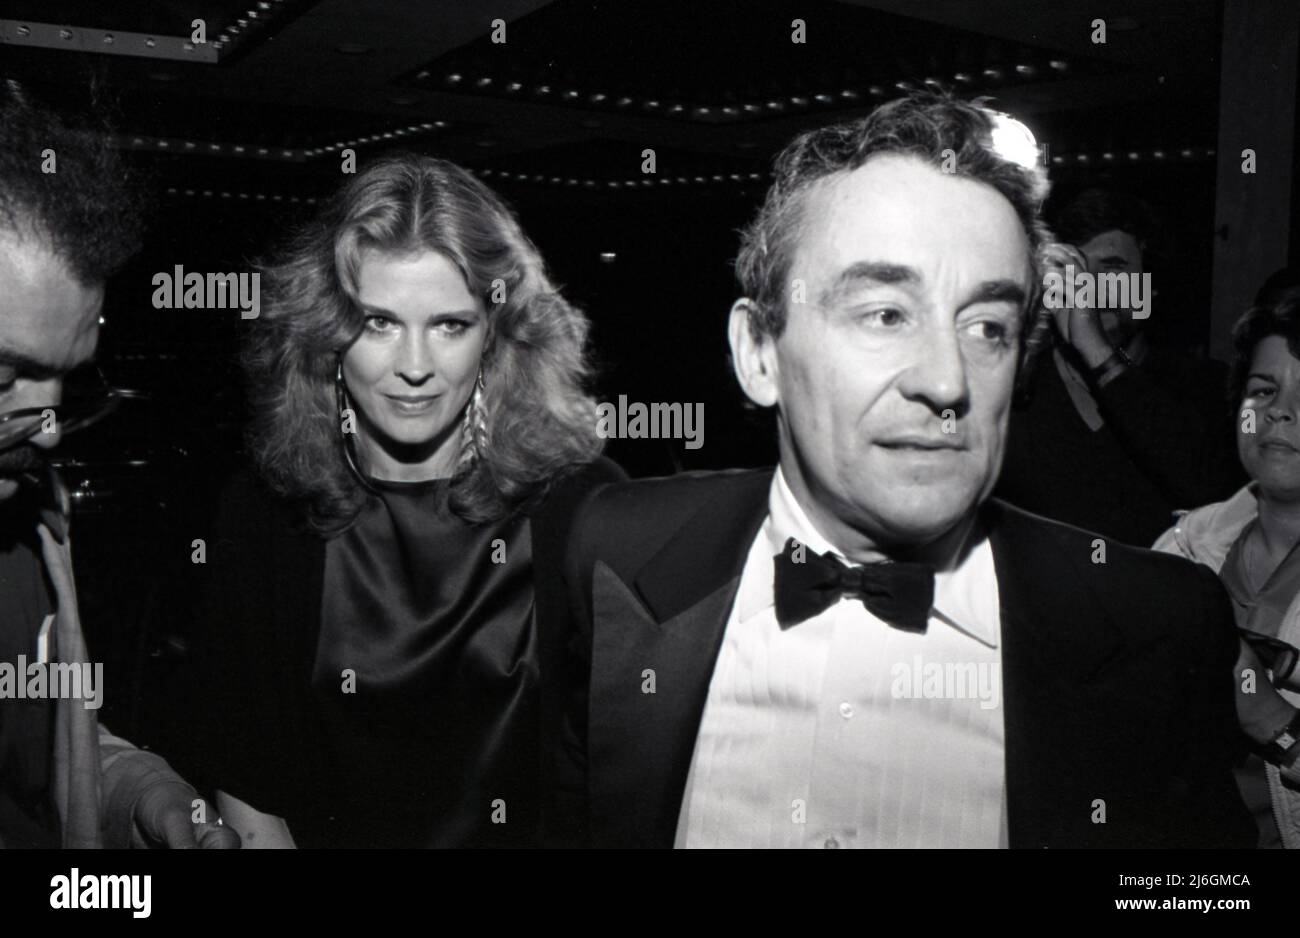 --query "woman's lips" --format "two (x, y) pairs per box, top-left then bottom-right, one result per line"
(385, 393), (439, 415)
